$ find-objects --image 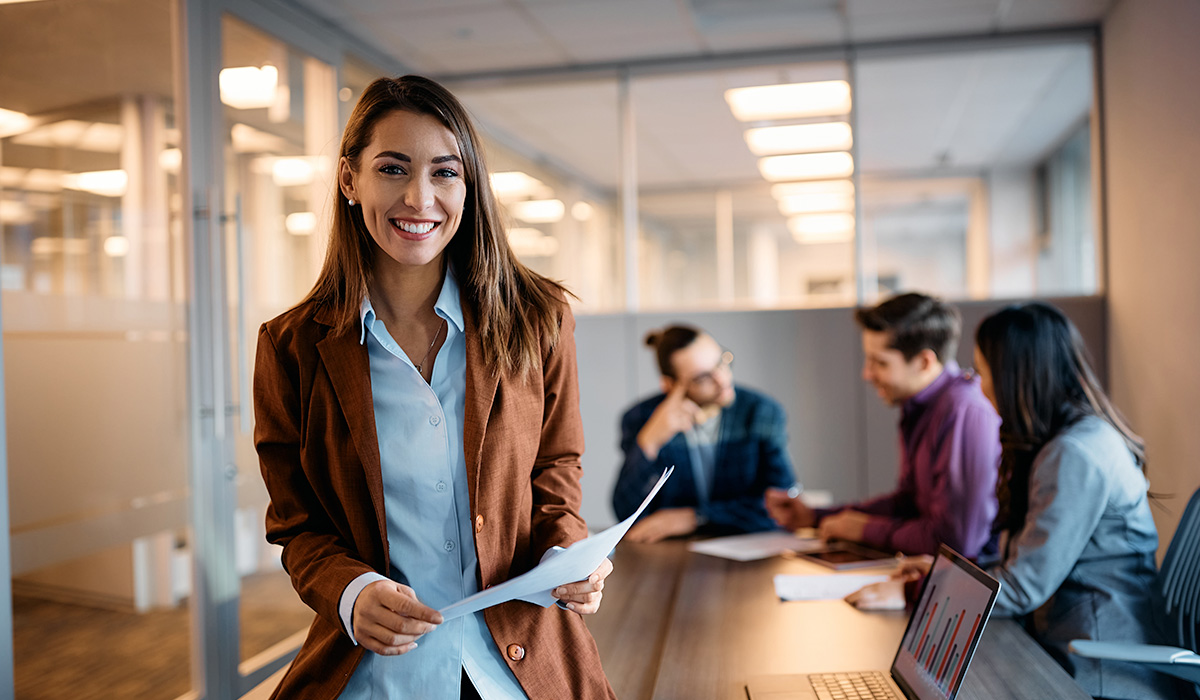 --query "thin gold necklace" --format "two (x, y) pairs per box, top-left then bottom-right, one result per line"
(415, 318), (446, 377)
